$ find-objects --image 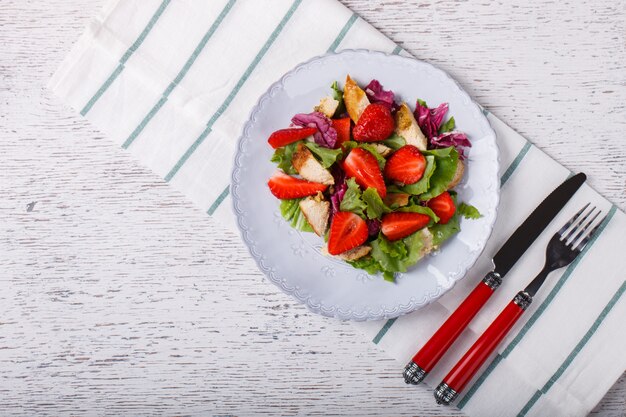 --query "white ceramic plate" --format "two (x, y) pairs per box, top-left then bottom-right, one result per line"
(231, 50), (499, 321)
